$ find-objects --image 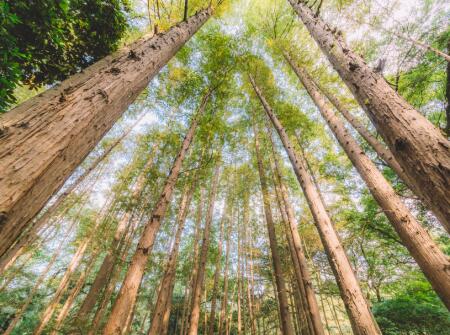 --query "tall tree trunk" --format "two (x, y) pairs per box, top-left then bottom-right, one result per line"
(208, 201), (227, 335)
(237, 215), (243, 335)
(287, 62), (450, 309)
(244, 202), (258, 335)
(287, 0), (450, 234)
(218, 211), (232, 335)
(250, 75), (381, 335)
(148, 179), (196, 335)
(253, 125), (295, 335)
(187, 164), (221, 335)
(268, 126), (325, 335)
(75, 141), (159, 324)
(285, 52), (450, 233)
(0, 8), (213, 257)
(446, 39), (450, 137)
(103, 92), (210, 335)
